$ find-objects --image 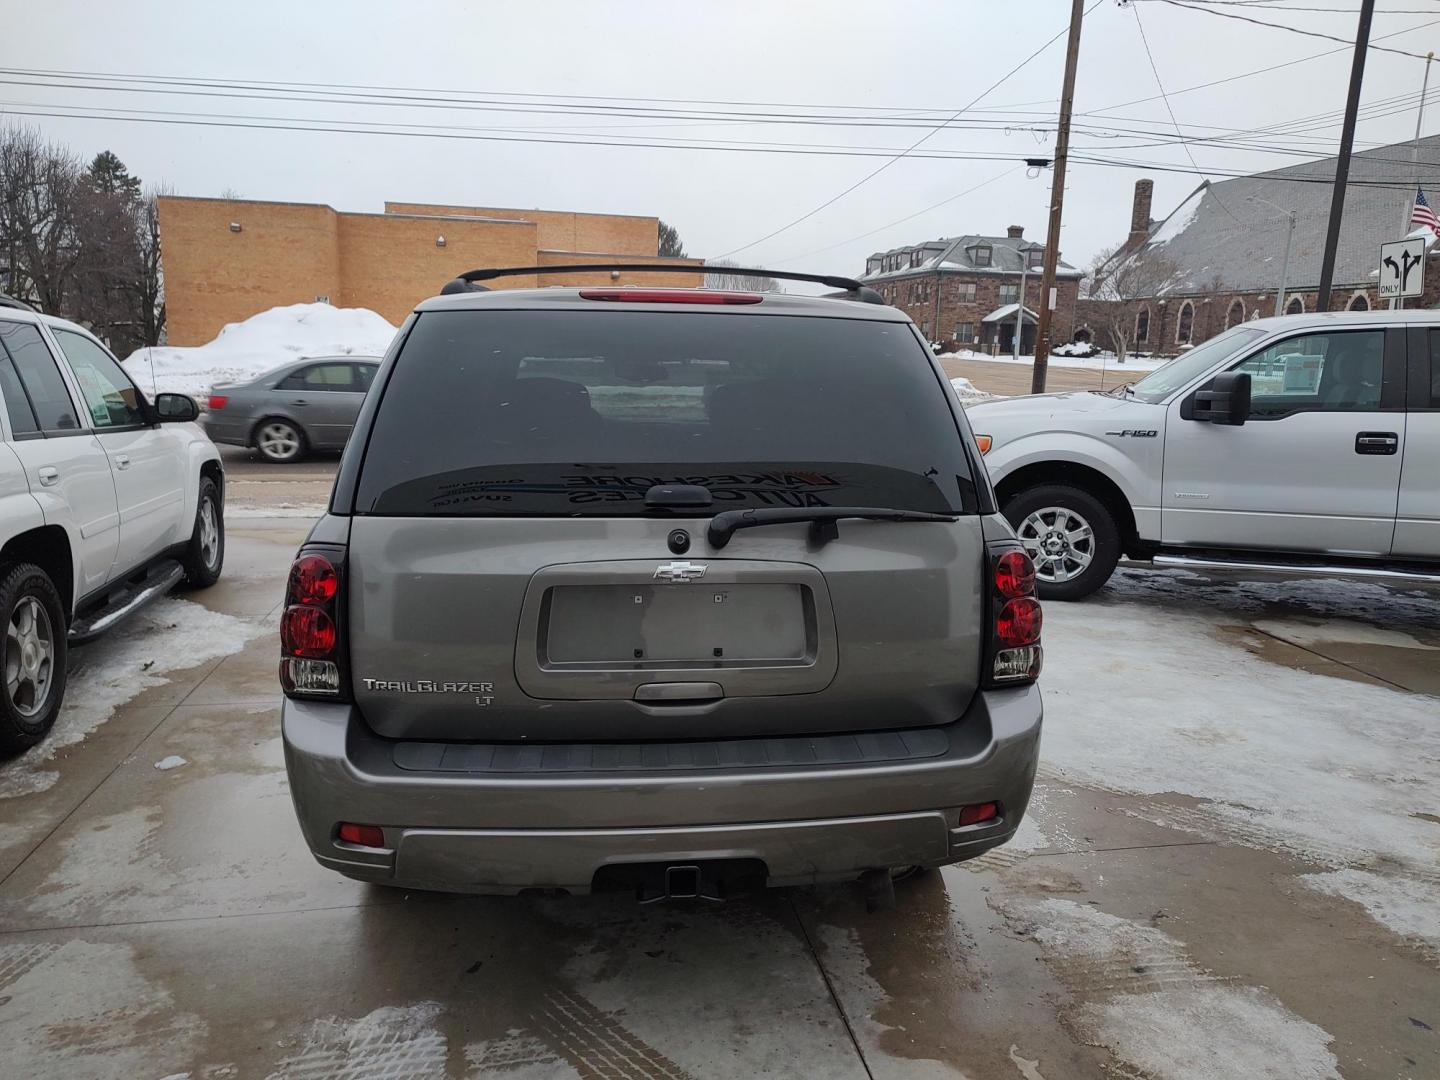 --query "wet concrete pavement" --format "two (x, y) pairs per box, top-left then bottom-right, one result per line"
(1, 503), (1437, 1078)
